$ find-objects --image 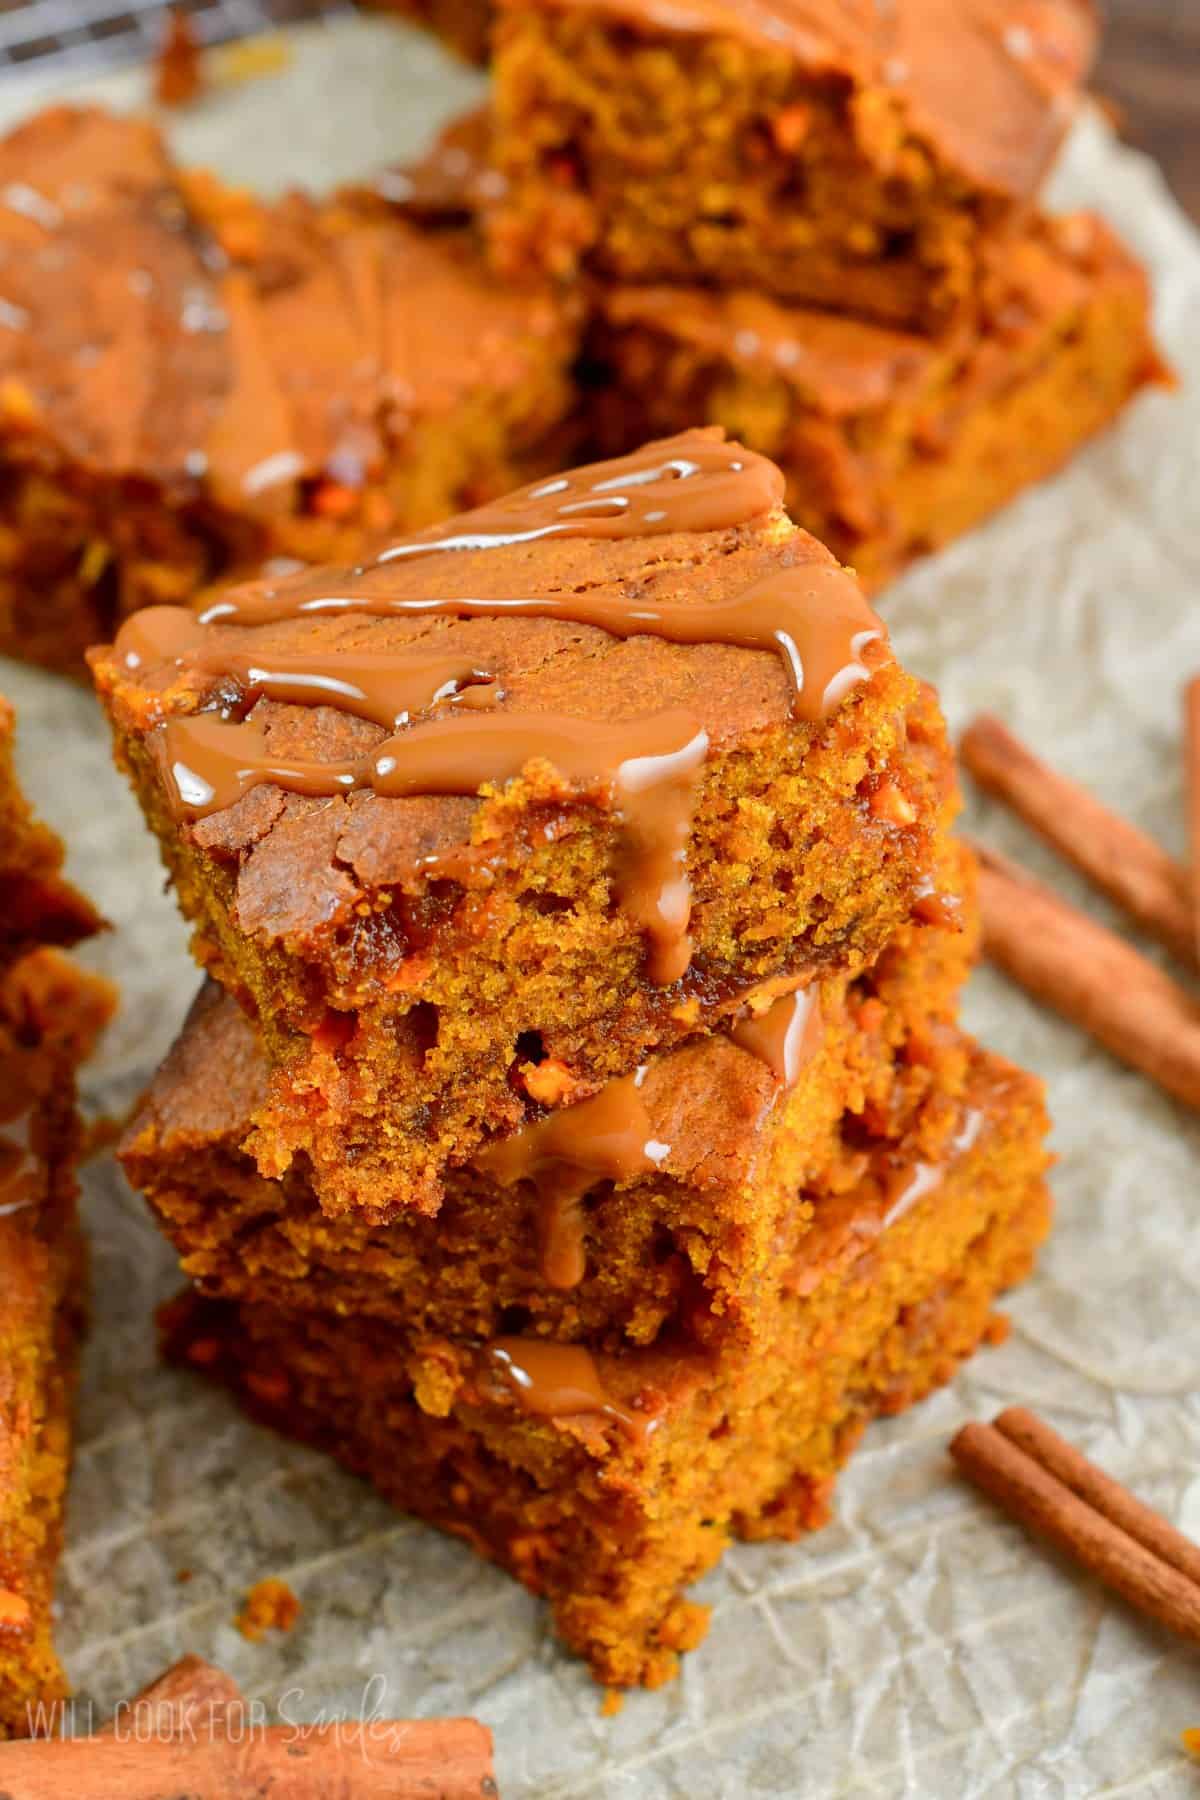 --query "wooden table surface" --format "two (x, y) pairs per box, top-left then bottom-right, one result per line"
(1097, 1), (1199, 219)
